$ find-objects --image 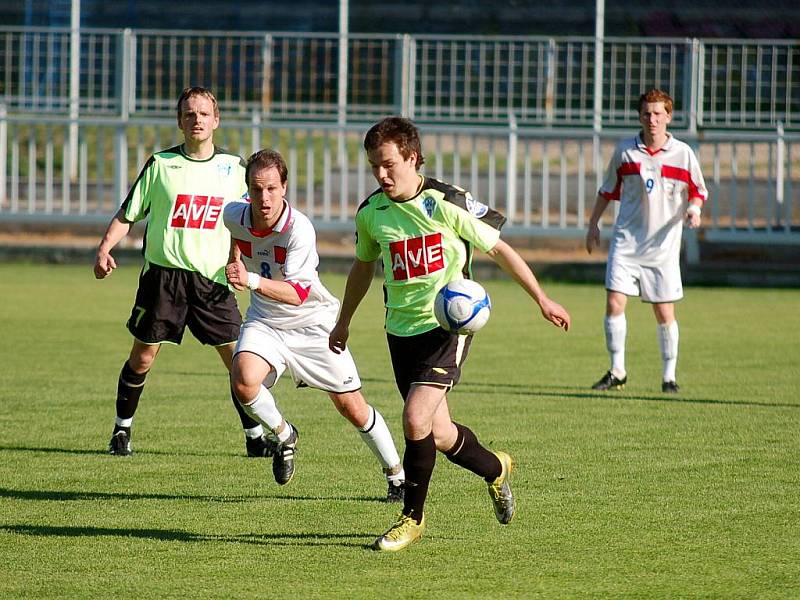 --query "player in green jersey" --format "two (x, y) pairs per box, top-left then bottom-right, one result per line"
(329, 117), (571, 552)
(93, 86), (274, 458)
